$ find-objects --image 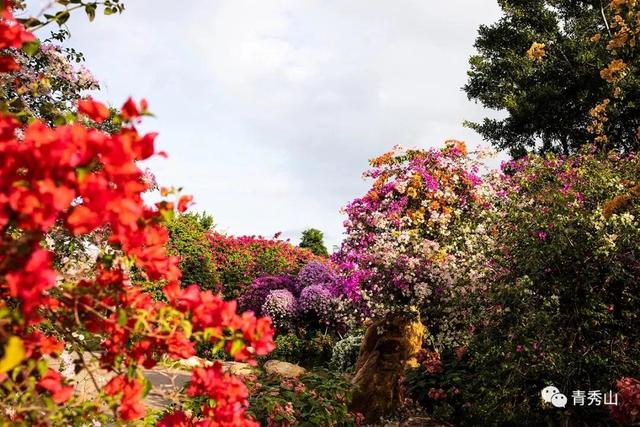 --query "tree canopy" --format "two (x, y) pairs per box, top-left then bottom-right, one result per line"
(464, 0), (640, 157)
(299, 228), (329, 257)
